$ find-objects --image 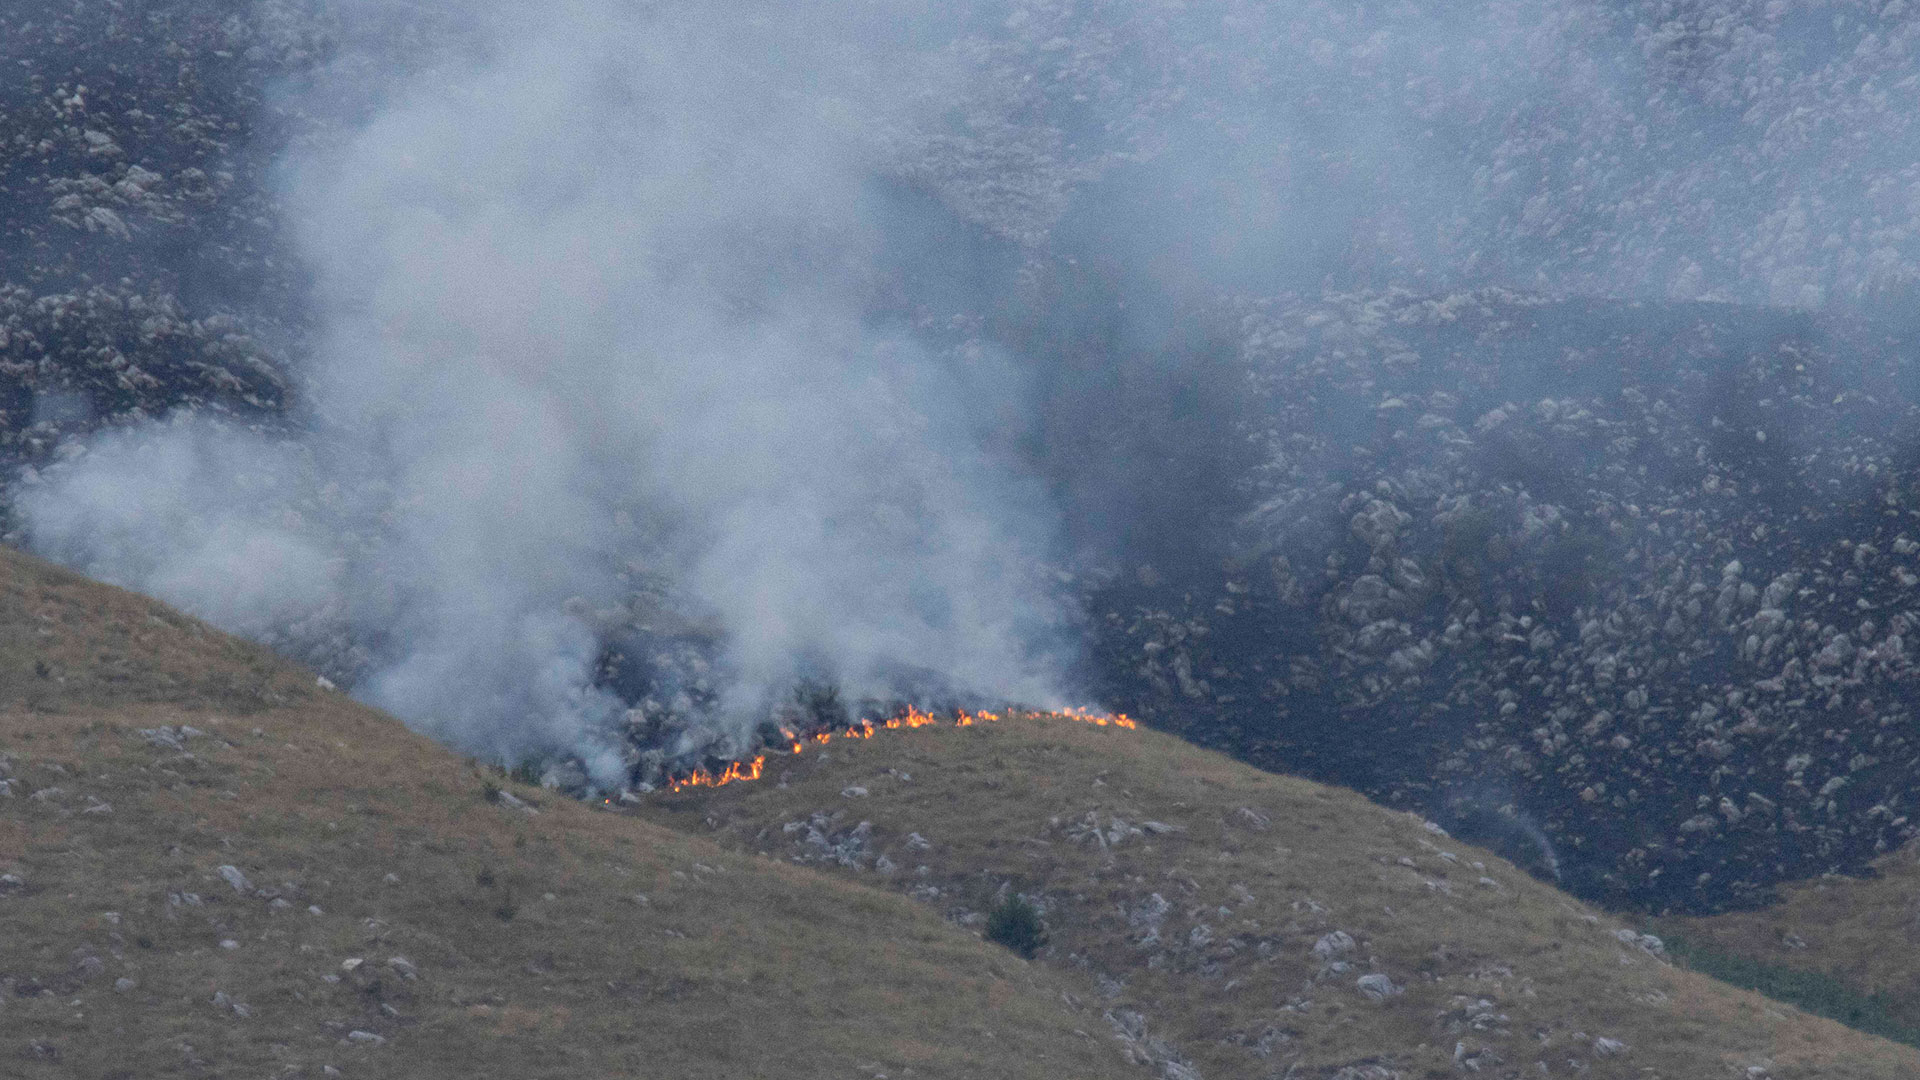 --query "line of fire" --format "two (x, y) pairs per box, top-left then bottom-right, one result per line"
(659, 706), (1138, 794)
